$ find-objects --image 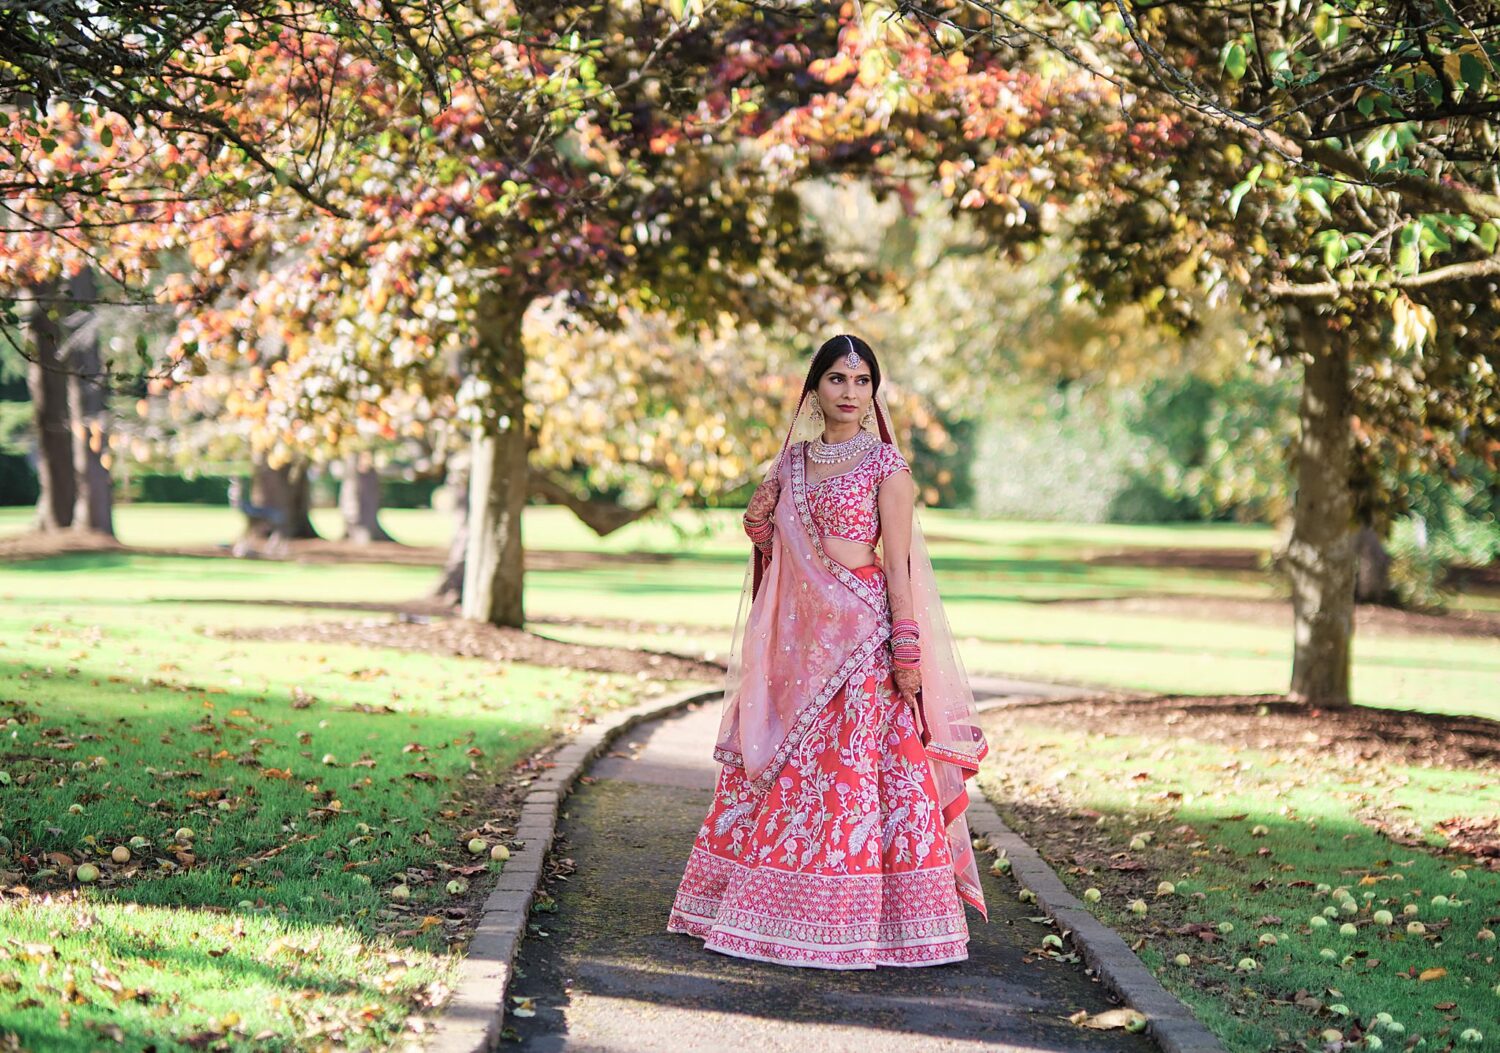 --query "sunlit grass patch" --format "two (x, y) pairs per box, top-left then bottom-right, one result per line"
(978, 714), (1500, 1052)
